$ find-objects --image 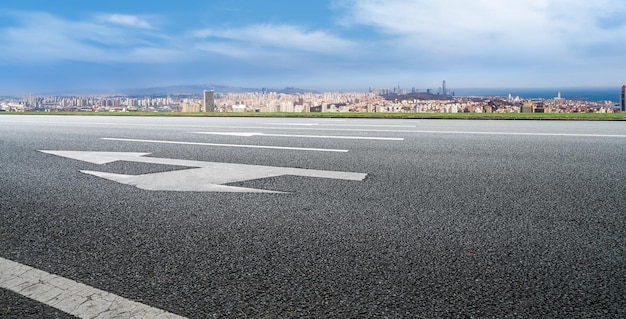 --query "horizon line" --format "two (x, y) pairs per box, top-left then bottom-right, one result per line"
(1, 84), (624, 97)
